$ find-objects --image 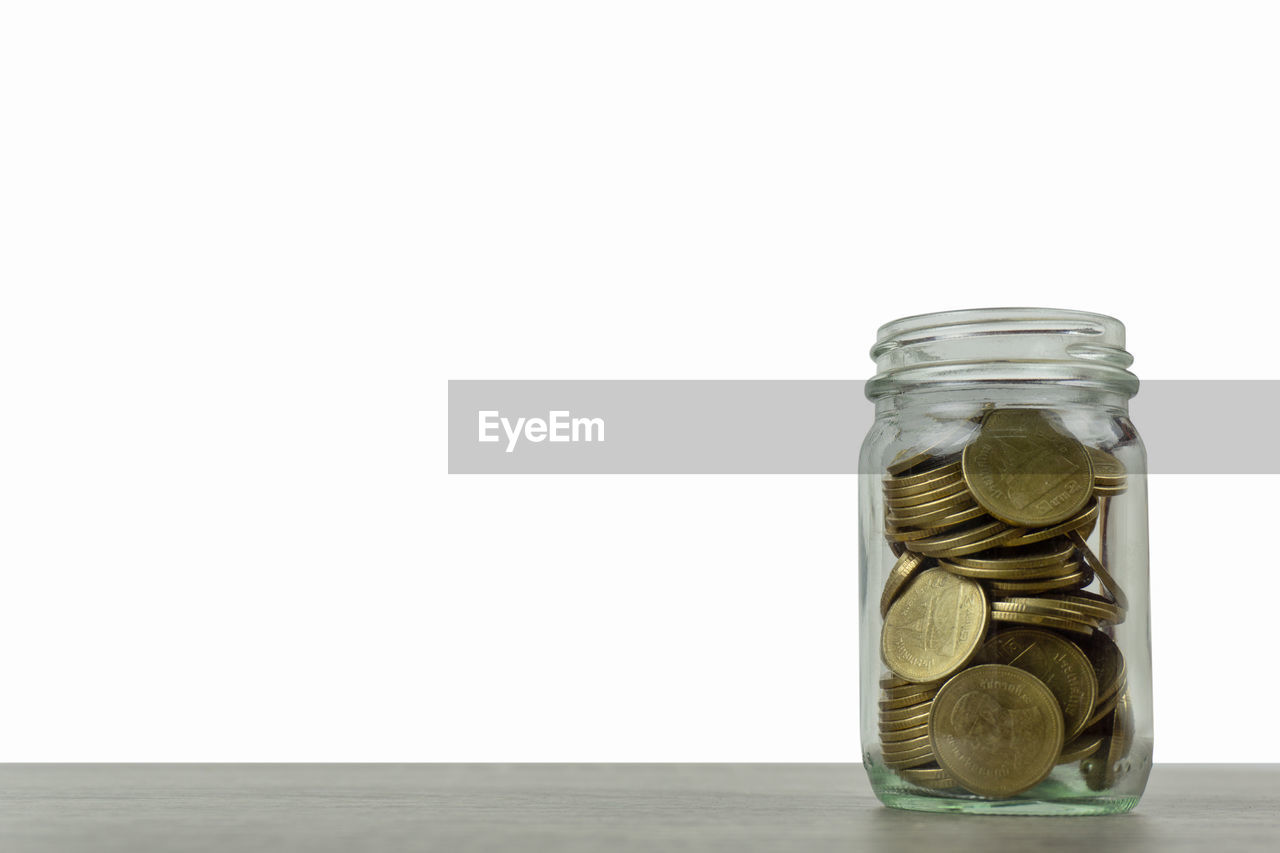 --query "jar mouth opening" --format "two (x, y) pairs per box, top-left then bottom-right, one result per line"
(872, 307), (1125, 359)
(867, 307), (1137, 401)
